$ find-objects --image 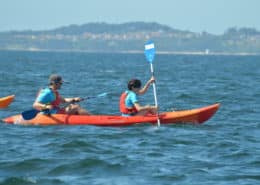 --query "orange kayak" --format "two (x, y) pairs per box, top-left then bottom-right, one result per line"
(0, 95), (15, 109)
(2, 103), (220, 126)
